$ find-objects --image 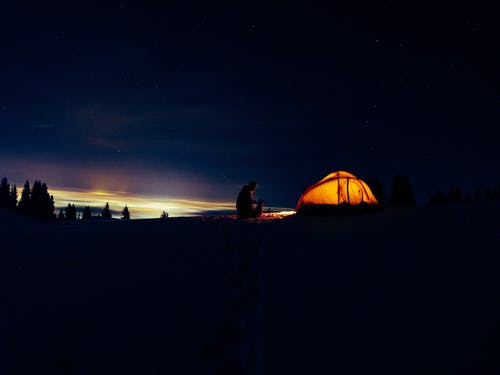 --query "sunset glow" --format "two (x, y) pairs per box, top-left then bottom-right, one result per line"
(50, 187), (235, 218)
